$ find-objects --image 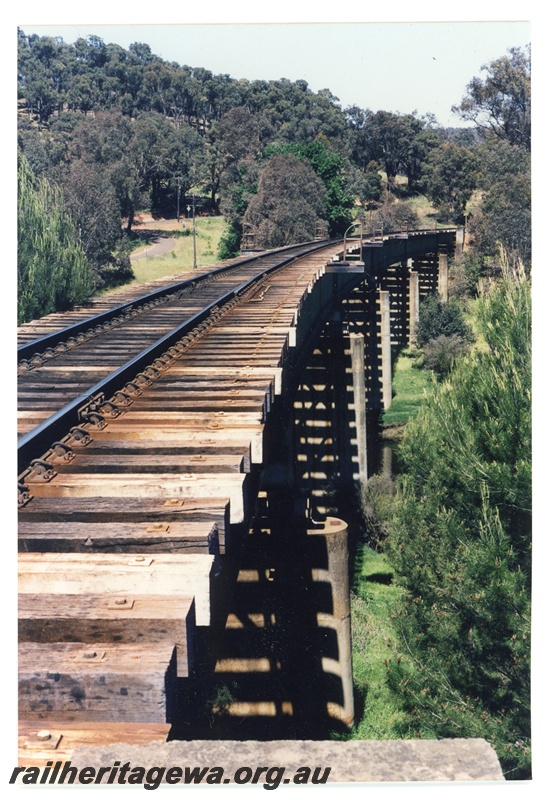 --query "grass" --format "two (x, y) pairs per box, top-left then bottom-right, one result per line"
(463, 296), (489, 353)
(346, 546), (410, 739)
(126, 216), (227, 287)
(382, 349), (433, 427)
(405, 194), (441, 228)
